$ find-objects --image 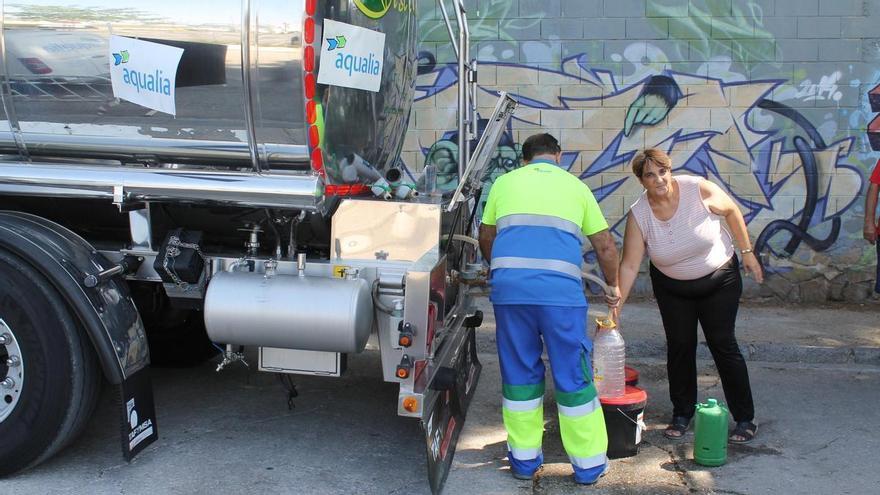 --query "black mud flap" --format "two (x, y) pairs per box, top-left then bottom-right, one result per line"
(424, 327), (481, 494)
(119, 367), (159, 461)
